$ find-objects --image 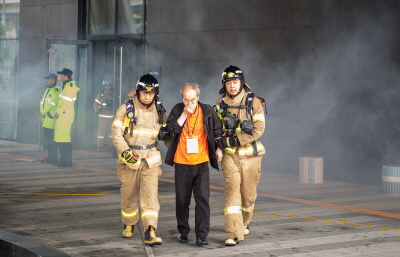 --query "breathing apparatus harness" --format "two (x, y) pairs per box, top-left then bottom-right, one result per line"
(214, 92), (266, 156)
(125, 96), (171, 141)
